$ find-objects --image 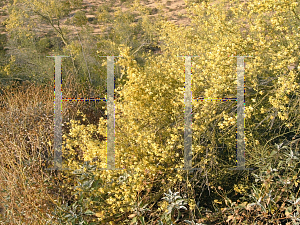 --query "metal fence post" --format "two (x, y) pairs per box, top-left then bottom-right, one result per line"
(176, 55), (202, 174)
(175, 55), (253, 173)
(98, 56), (124, 171)
(107, 56), (116, 170)
(229, 56), (253, 171)
(46, 53), (254, 173)
(47, 55), (124, 171)
(46, 55), (70, 171)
